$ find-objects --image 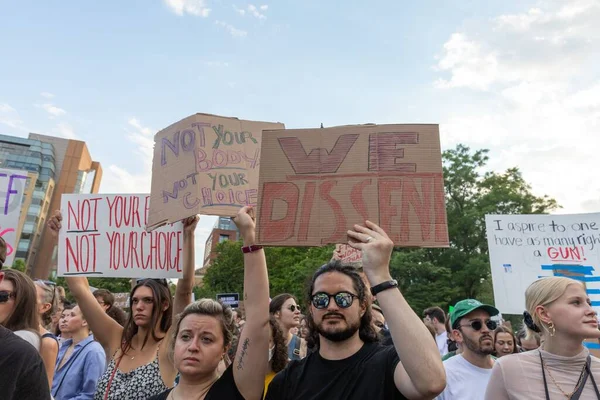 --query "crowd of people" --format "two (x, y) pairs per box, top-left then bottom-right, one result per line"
(1, 206), (600, 399)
